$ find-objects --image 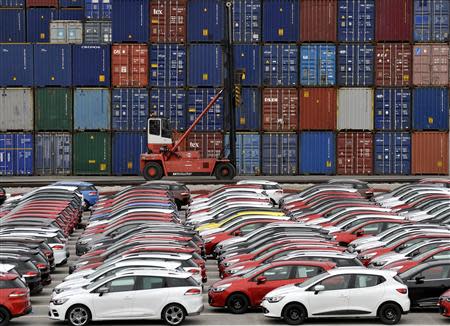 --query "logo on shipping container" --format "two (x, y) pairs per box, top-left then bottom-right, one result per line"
(264, 97), (278, 103)
(153, 9), (163, 15)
